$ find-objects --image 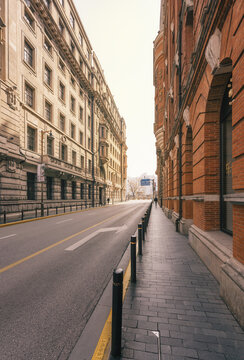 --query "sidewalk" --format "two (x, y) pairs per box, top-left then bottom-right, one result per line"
(120, 205), (244, 360)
